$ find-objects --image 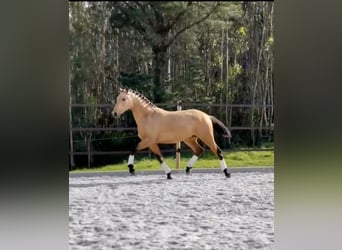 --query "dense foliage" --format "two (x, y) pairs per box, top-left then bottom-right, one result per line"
(69, 1), (274, 167)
